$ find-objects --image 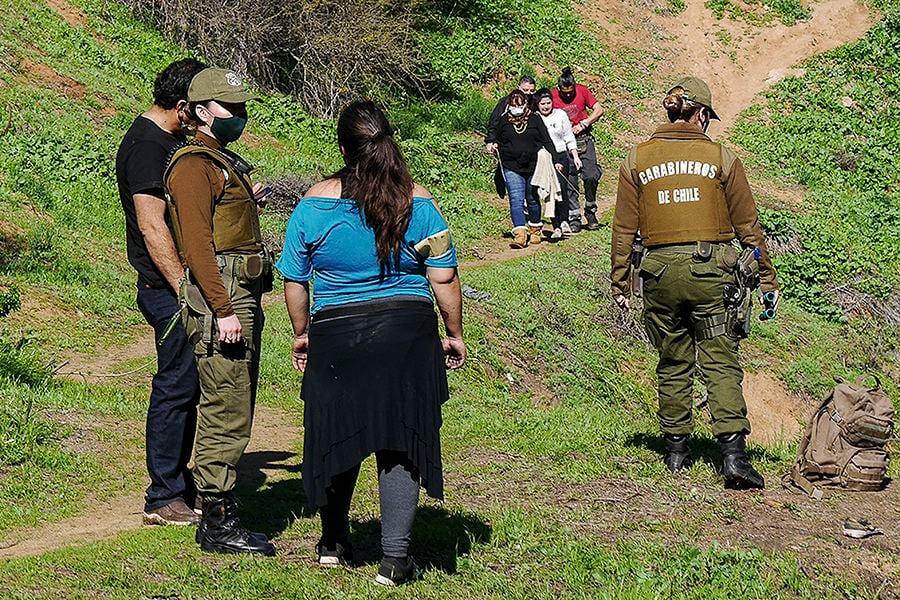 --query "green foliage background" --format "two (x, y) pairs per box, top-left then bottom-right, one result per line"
(733, 6), (900, 324)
